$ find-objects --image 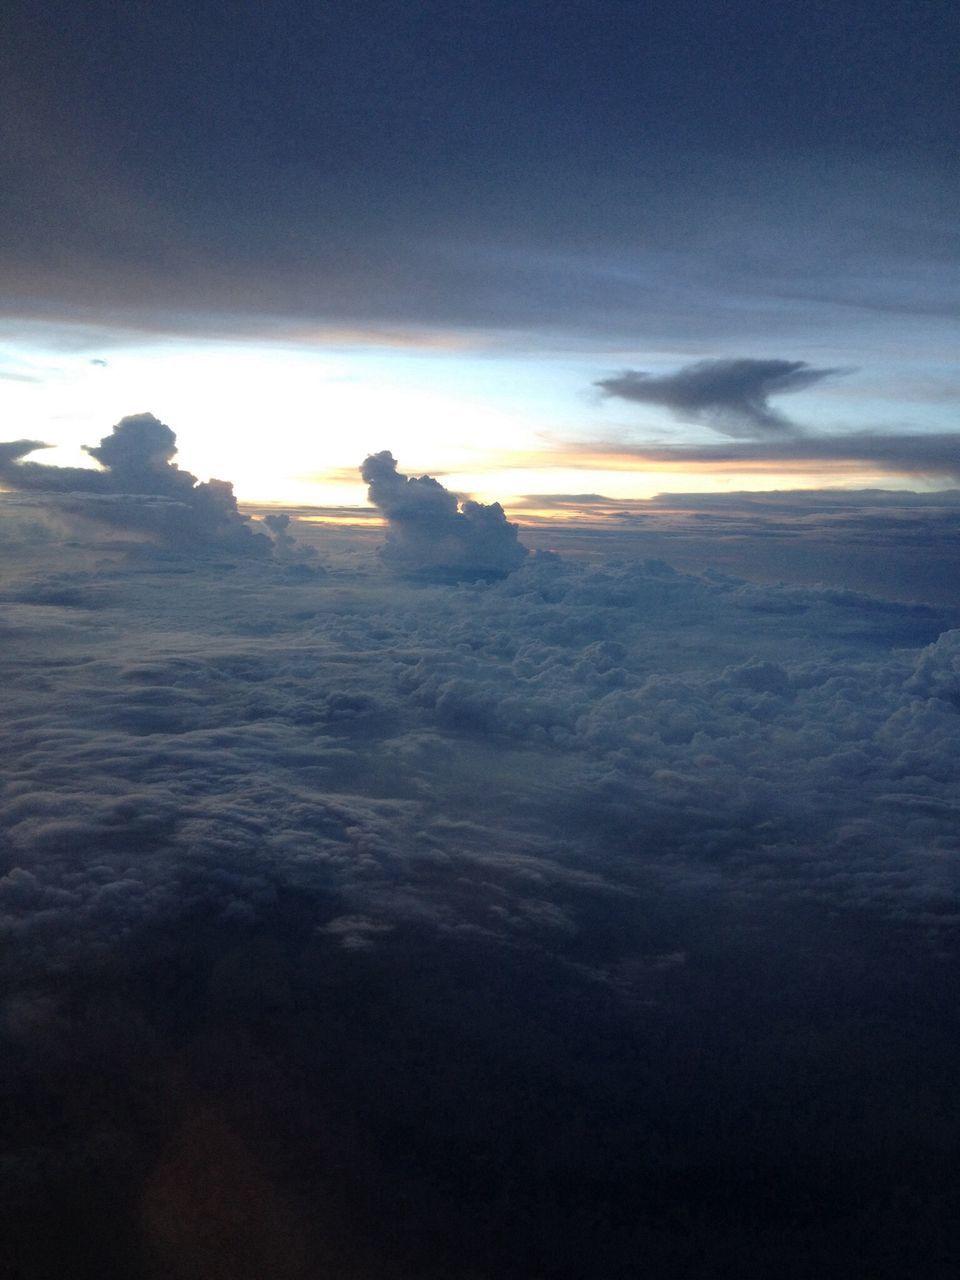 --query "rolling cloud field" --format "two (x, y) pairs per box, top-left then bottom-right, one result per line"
(3, 417), (960, 1277)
